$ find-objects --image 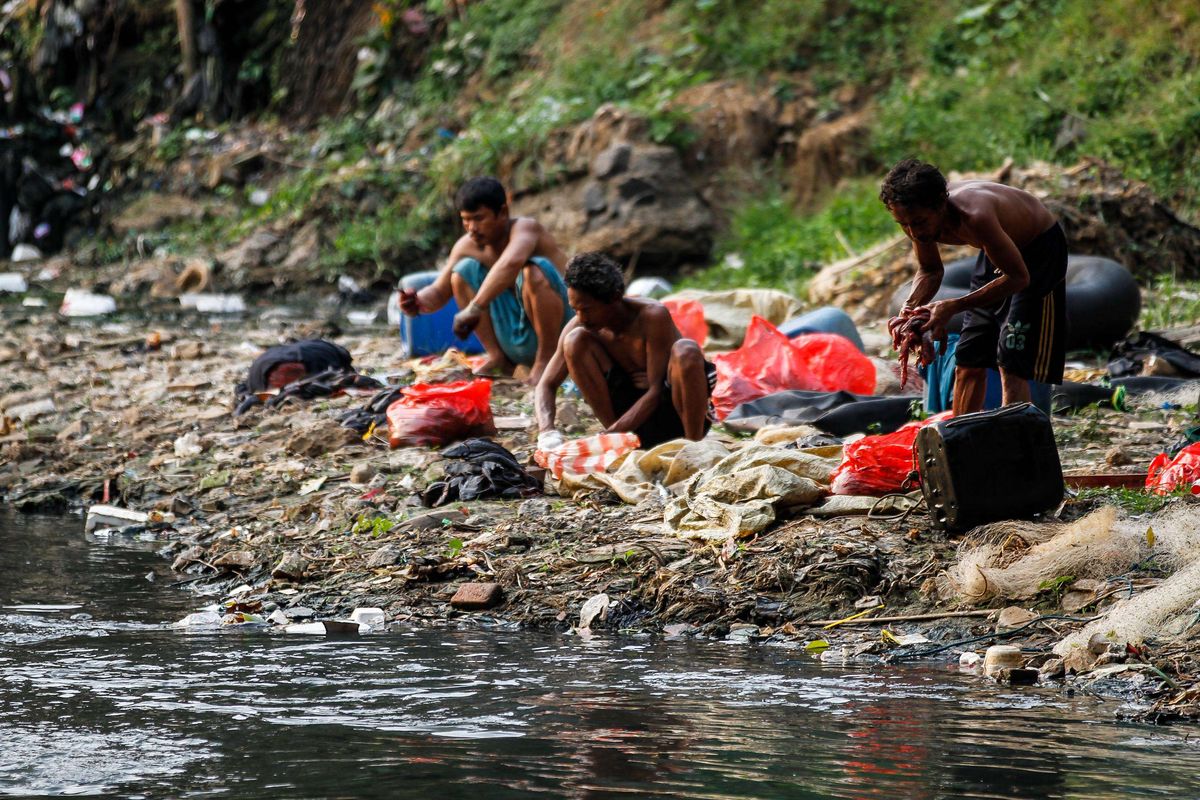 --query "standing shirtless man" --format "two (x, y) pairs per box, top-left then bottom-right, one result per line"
(535, 251), (714, 449)
(399, 176), (572, 385)
(881, 158), (1068, 414)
